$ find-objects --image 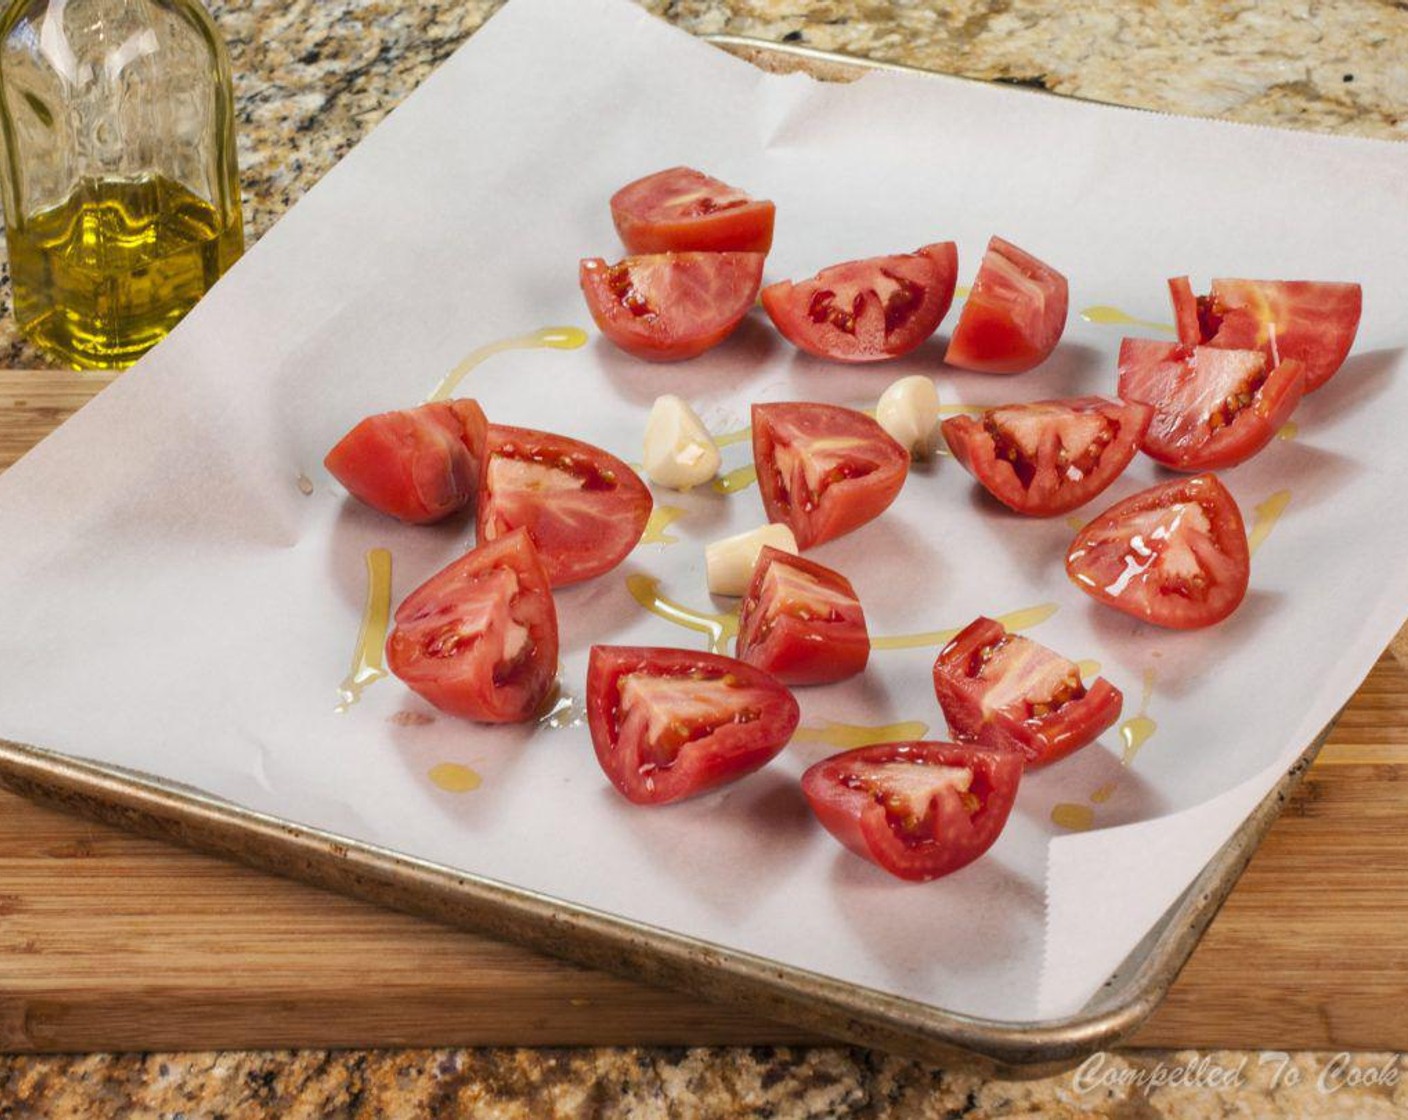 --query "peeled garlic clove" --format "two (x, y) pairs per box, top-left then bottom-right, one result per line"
(705, 523), (798, 597)
(876, 375), (941, 459)
(643, 394), (721, 490)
